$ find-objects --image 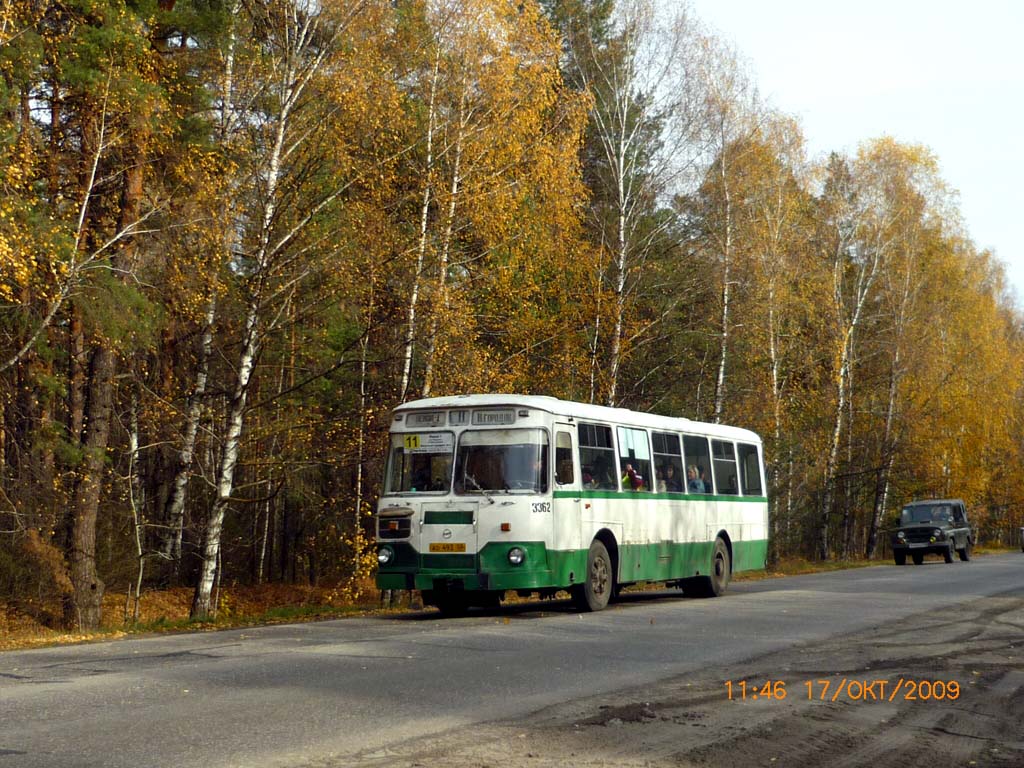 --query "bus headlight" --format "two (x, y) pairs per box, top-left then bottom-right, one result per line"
(378, 546), (394, 565)
(896, 531), (906, 540)
(508, 547), (526, 566)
